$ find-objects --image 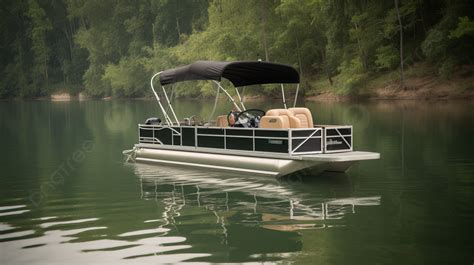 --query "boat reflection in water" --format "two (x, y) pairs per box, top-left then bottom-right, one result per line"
(133, 163), (381, 261)
(0, 164), (380, 264)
